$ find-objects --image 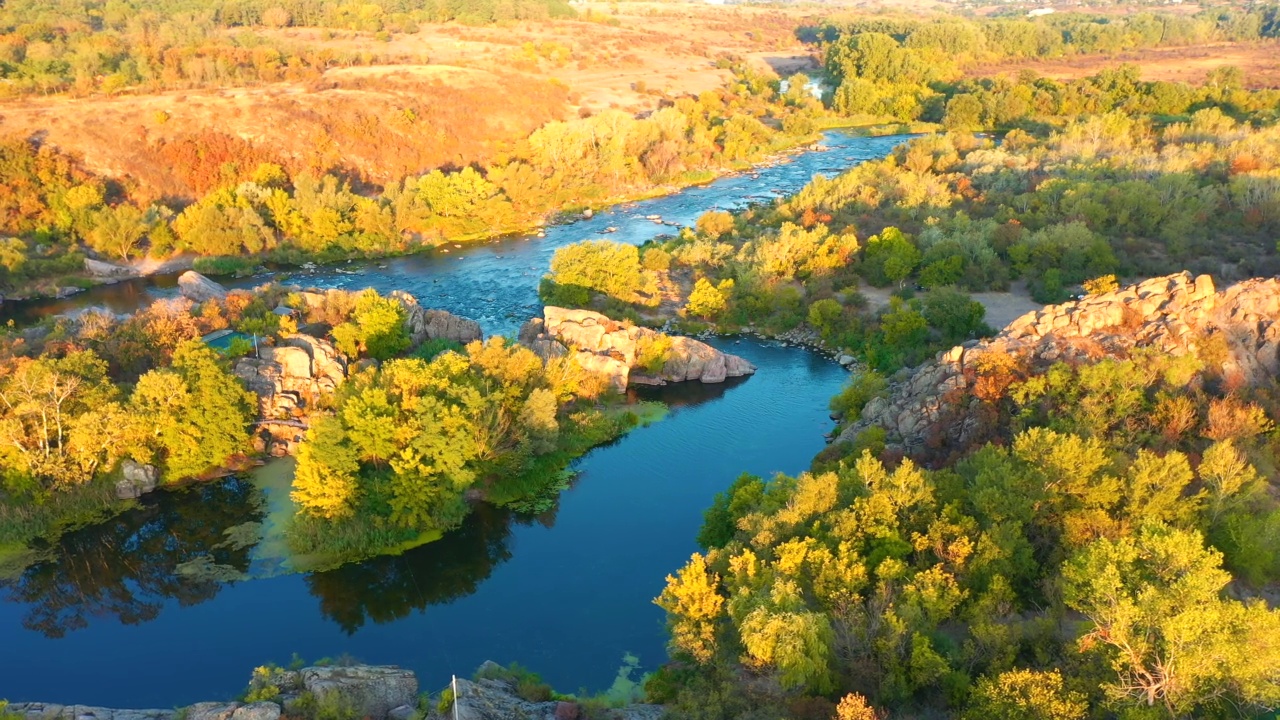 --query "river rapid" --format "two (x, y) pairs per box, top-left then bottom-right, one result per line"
(0, 132), (906, 707)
